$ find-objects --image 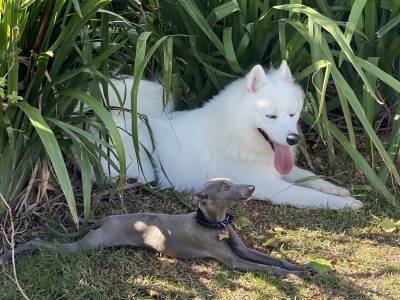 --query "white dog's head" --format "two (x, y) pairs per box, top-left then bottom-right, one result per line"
(242, 61), (304, 174)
